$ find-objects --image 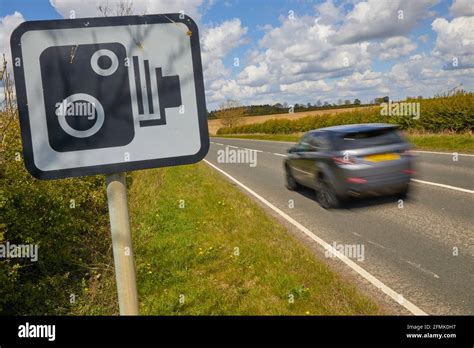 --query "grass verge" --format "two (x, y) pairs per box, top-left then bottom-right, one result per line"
(215, 133), (474, 153)
(77, 163), (383, 315)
